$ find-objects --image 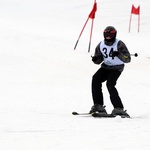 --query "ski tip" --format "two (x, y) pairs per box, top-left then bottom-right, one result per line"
(72, 112), (79, 115)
